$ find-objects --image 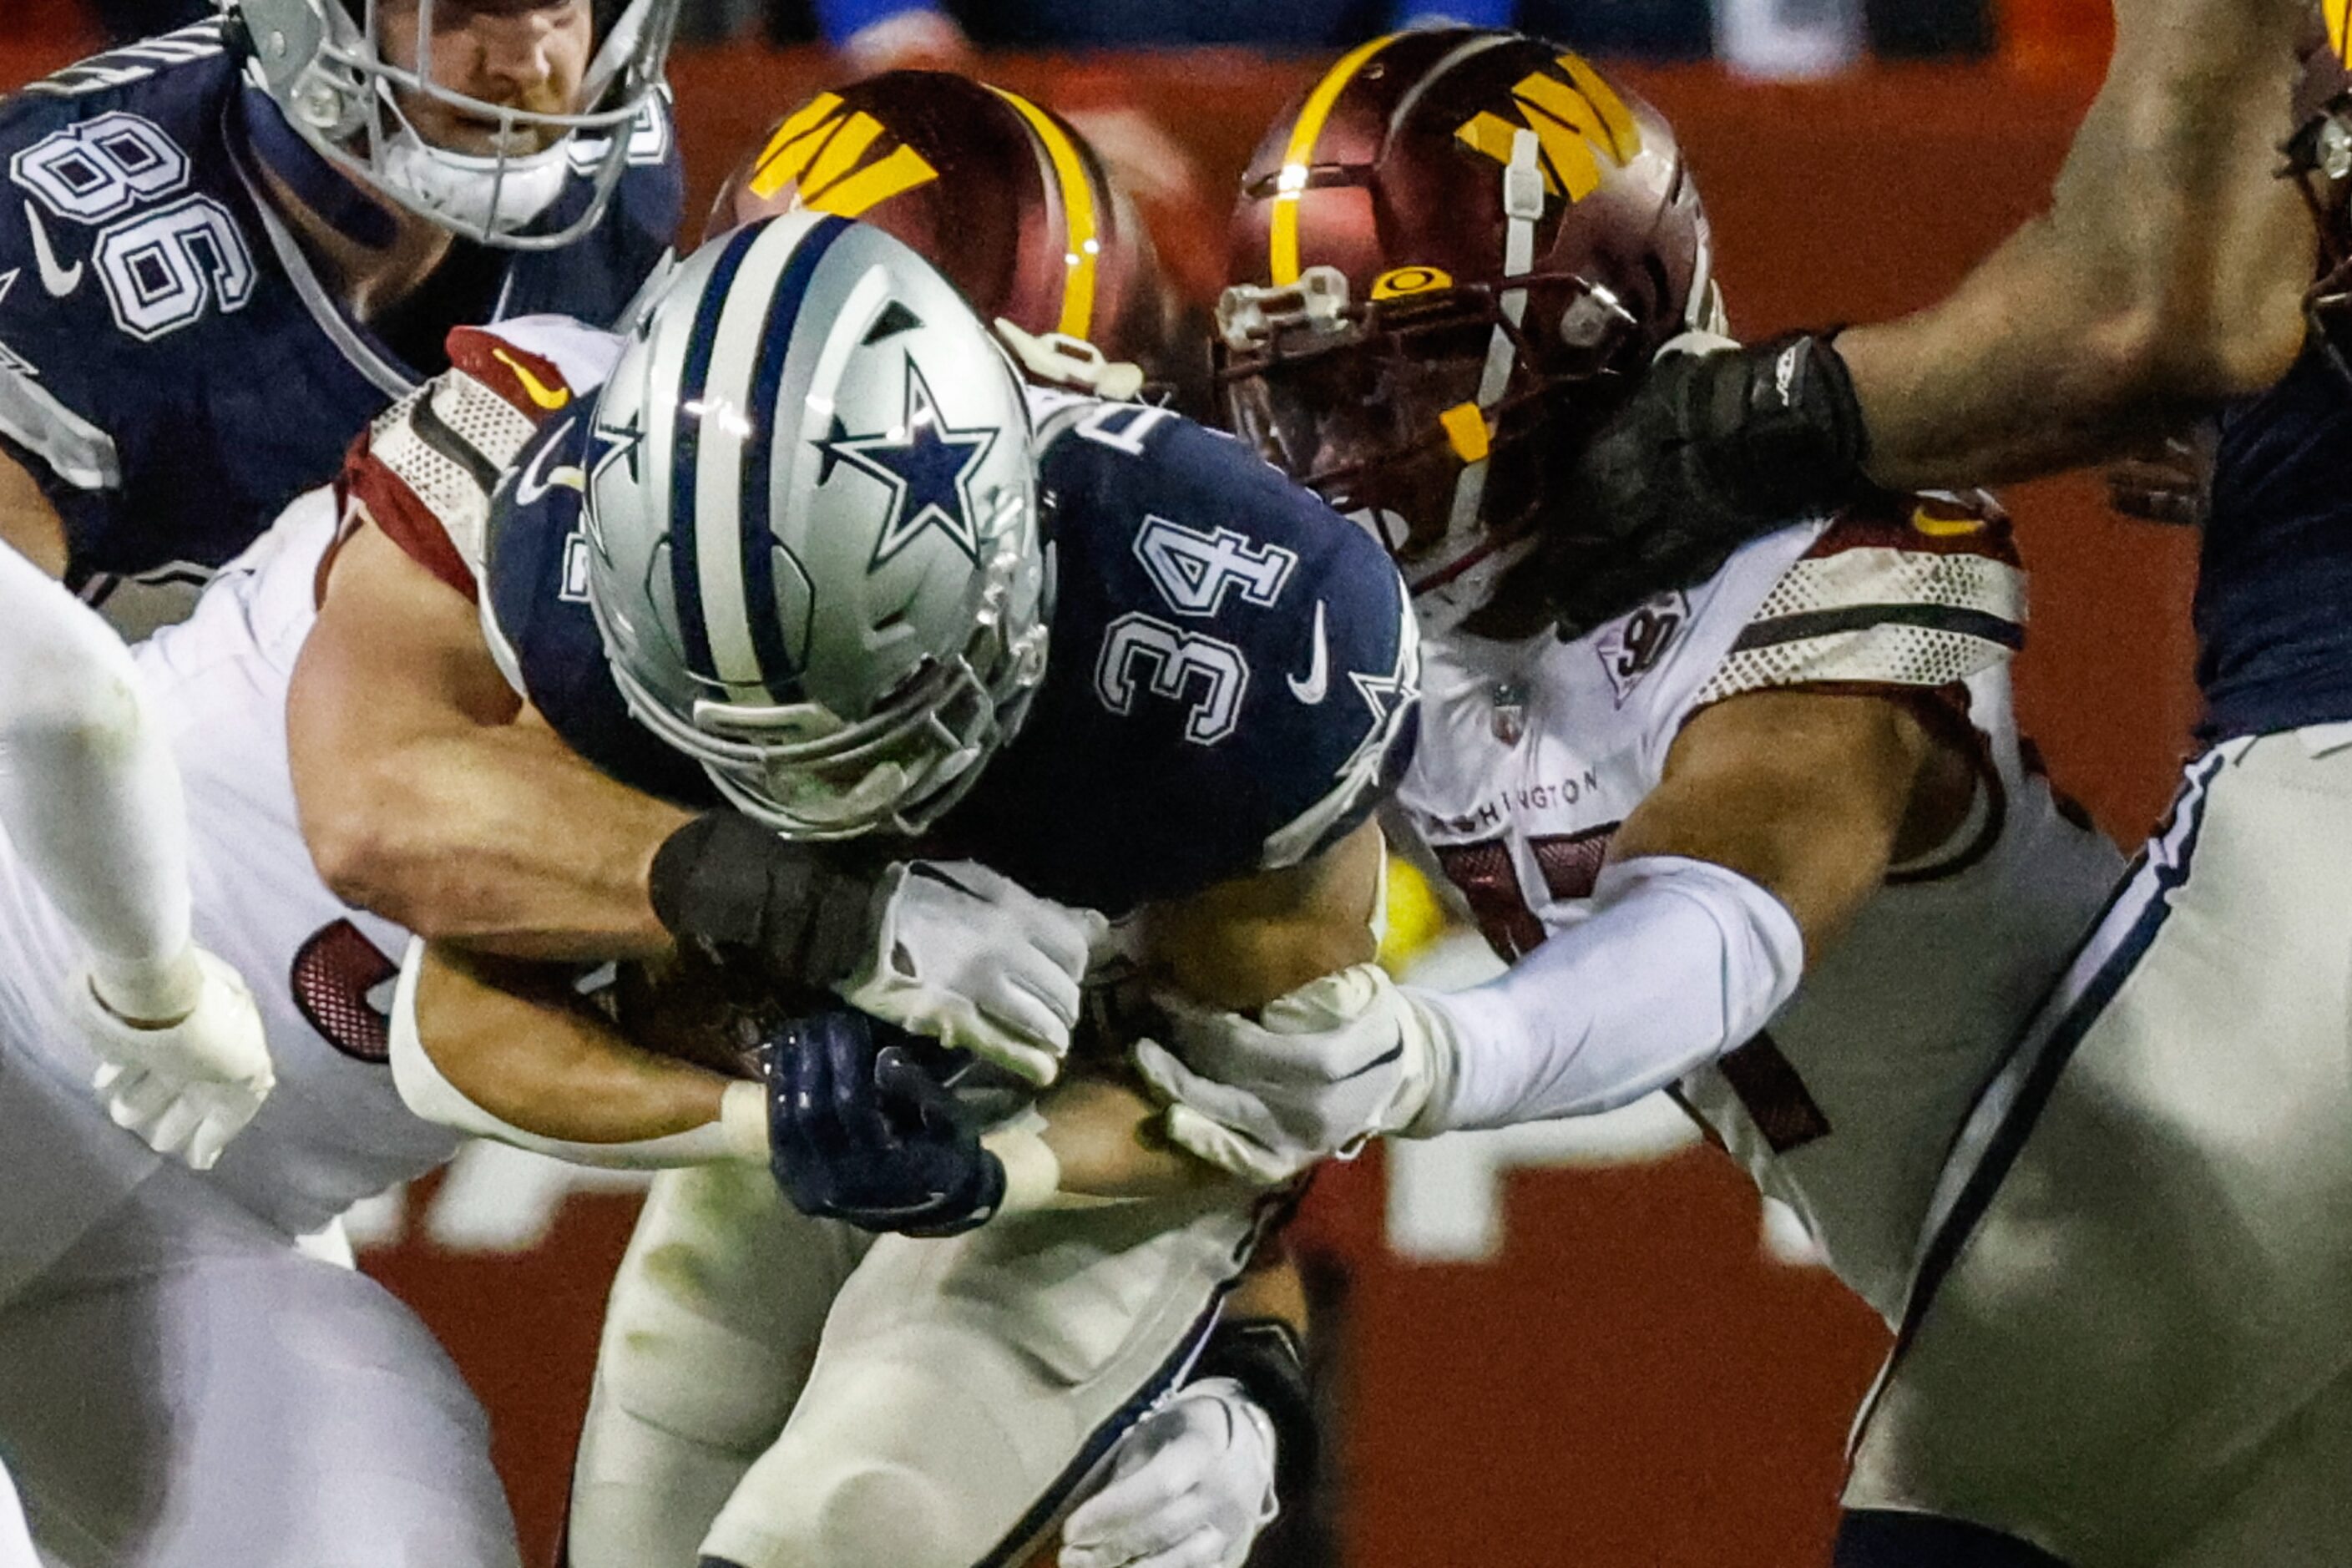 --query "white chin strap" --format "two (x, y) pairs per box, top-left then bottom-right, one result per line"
(1444, 128), (1544, 539)
(377, 129), (571, 236)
